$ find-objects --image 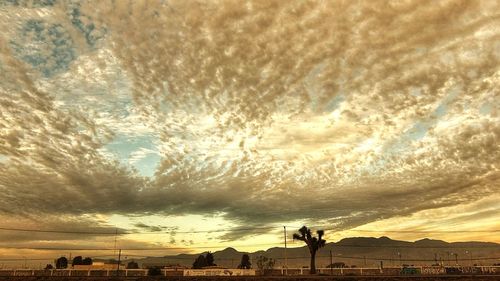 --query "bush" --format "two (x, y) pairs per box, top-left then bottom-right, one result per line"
(148, 267), (162, 276)
(127, 261), (139, 269)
